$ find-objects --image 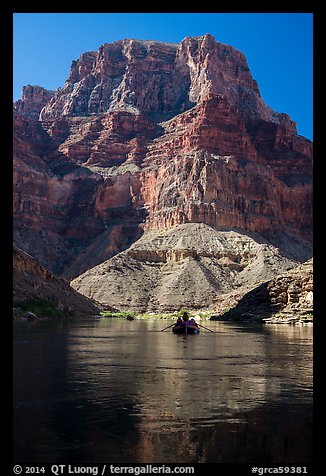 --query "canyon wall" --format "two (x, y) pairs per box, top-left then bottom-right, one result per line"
(13, 34), (312, 278)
